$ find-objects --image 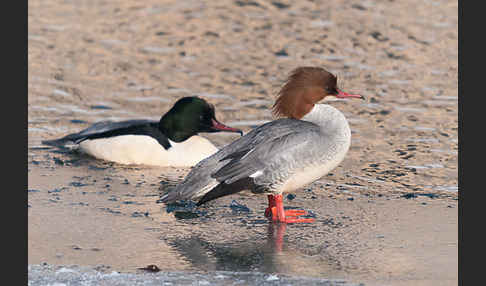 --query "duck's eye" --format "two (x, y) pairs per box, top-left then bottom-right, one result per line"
(326, 87), (336, 94)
